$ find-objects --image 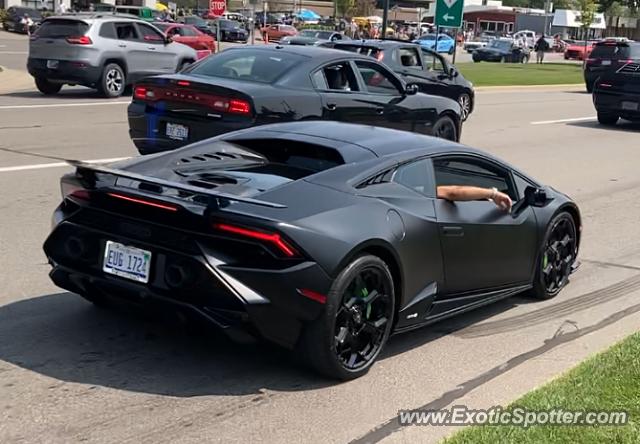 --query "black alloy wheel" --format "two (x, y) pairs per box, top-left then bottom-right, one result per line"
(299, 255), (395, 380)
(530, 212), (577, 299)
(432, 115), (458, 141)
